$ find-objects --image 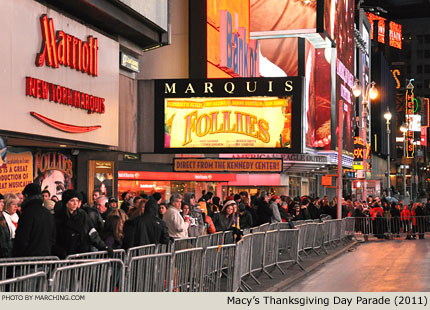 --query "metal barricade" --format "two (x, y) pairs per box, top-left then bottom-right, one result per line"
(172, 237), (197, 252)
(125, 253), (173, 292)
(65, 249), (125, 262)
(0, 271), (48, 292)
(126, 244), (158, 264)
(201, 244), (236, 292)
(242, 228), (252, 236)
(0, 260), (86, 281)
(277, 229), (303, 270)
(209, 231), (224, 246)
(295, 224), (306, 260)
(262, 230), (284, 277)
(252, 223), (270, 233)
(50, 259), (124, 292)
(344, 217), (356, 239)
(237, 234), (253, 291)
(268, 223), (280, 231)
(303, 223), (318, 255)
(313, 223), (325, 254)
(171, 248), (204, 292)
(0, 256), (59, 264)
(222, 230), (235, 244)
(196, 235), (211, 248)
(232, 240), (243, 292)
(249, 232), (265, 284)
